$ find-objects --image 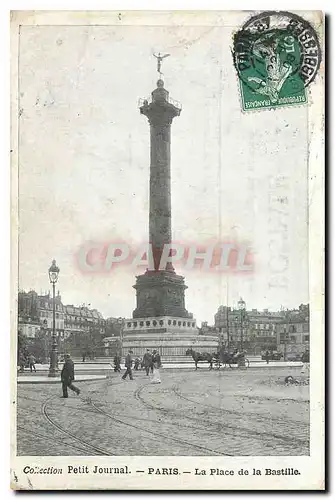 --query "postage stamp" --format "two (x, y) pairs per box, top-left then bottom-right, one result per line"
(10, 10), (324, 491)
(233, 11), (322, 111)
